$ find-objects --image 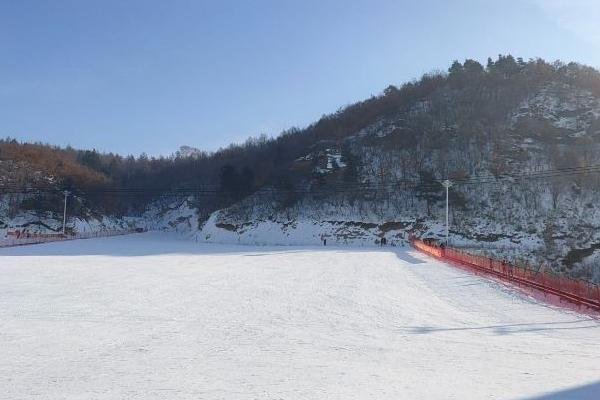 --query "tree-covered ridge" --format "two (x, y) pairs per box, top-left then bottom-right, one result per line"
(2, 55), (600, 215)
